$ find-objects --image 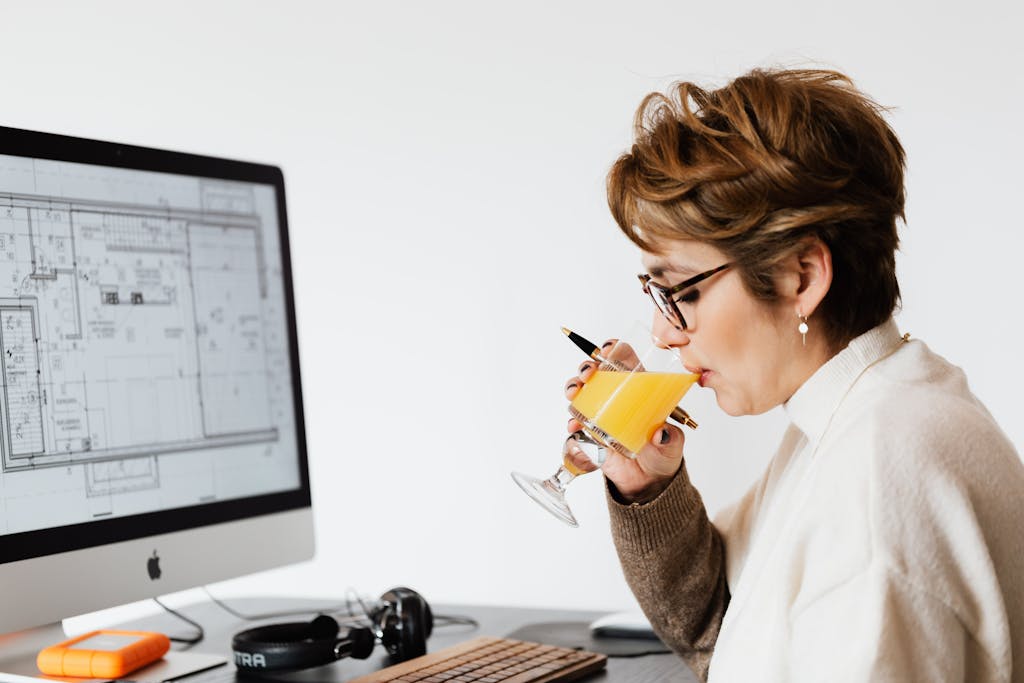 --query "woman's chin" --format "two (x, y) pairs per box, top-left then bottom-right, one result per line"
(711, 391), (737, 416)
(714, 391), (755, 417)
(716, 394), (778, 417)
(719, 403), (748, 417)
